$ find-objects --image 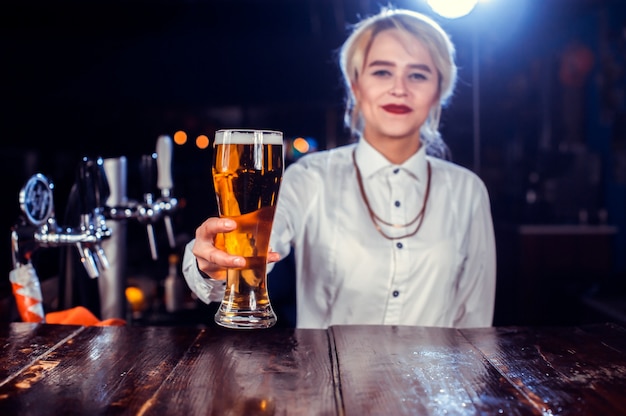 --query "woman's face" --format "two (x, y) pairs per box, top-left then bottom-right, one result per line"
(353, 28), (439, 145)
